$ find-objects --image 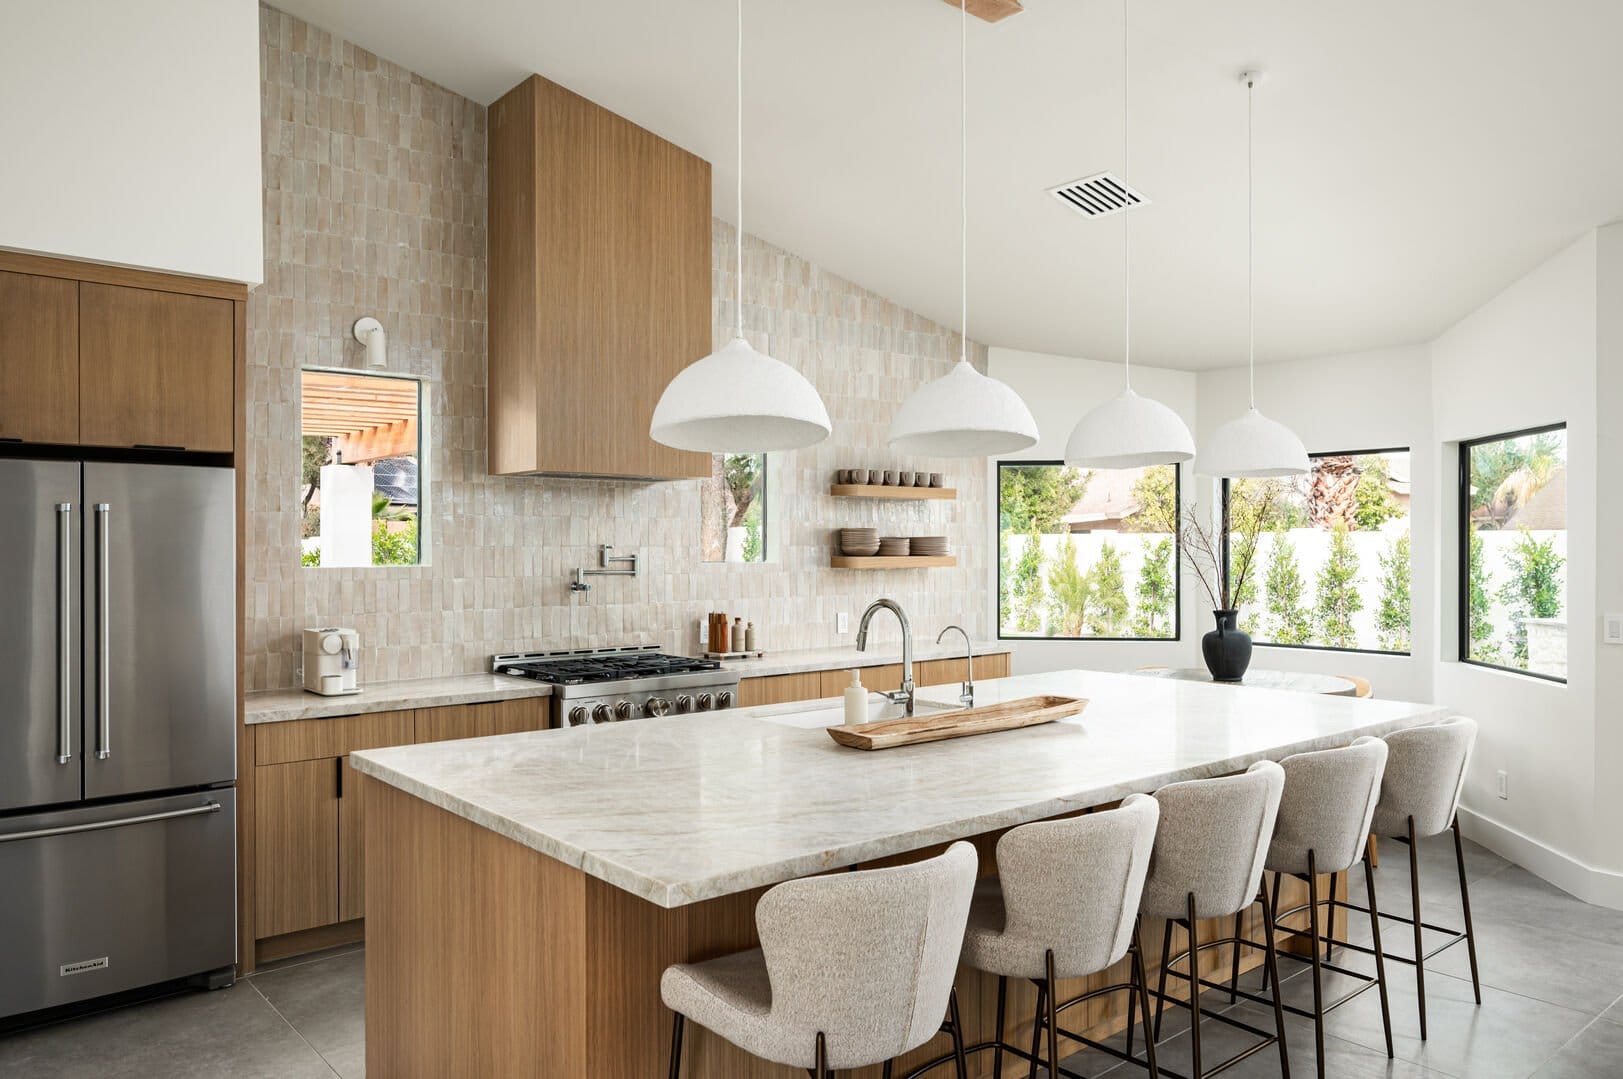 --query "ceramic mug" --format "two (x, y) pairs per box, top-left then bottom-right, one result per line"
(930, 472), (943, 488)
(914, 473), (930, 487)
(882, 470), (896, 486)
(898, 470), (913, 487)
